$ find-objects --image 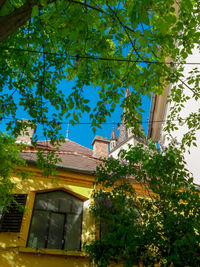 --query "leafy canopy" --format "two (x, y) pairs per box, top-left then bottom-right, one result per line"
(86, 143), (200, 266)
(0, 1), (200, 264)
(0, 133), (28, 207)
(0, 0), (199, 139)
